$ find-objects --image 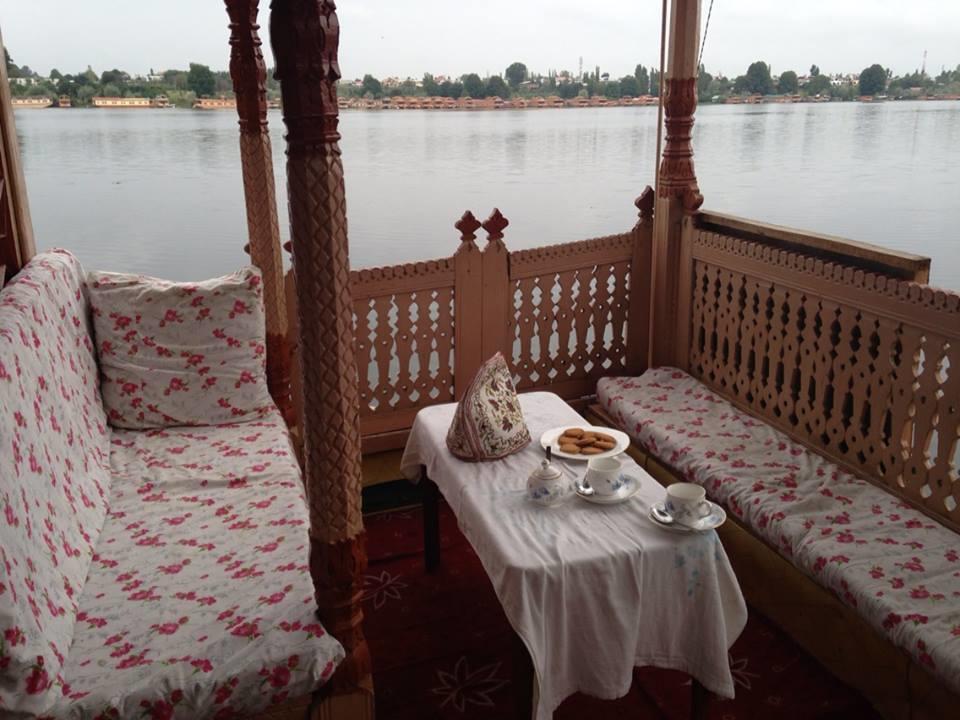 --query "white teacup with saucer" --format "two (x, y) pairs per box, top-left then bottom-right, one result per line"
(663, 482), (712, 526)
(583, 456), (624, 497)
